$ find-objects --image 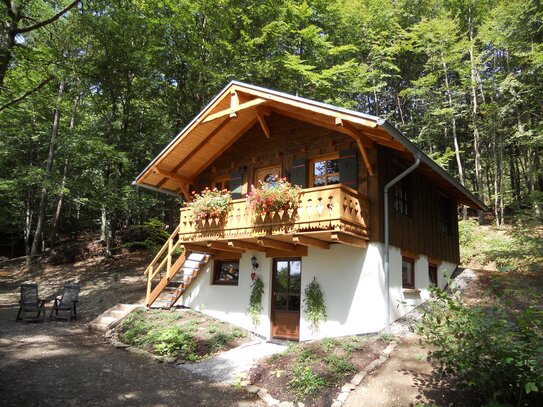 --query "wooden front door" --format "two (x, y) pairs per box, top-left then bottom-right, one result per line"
(271, 258), (302, 340)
